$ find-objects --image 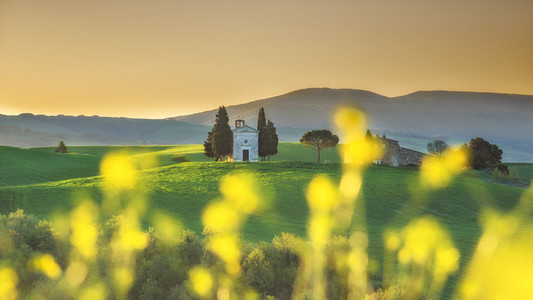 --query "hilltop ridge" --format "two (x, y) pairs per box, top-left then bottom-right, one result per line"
(1, 88), (532, 161)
